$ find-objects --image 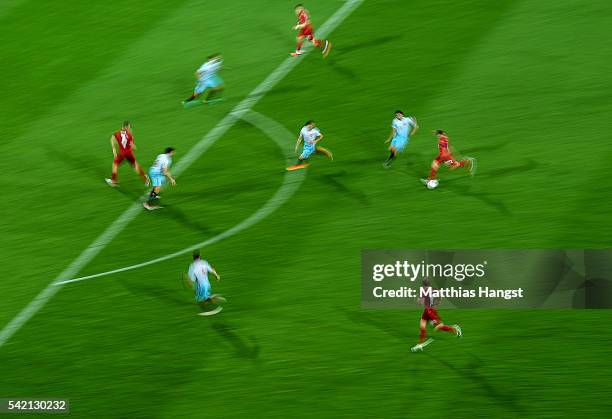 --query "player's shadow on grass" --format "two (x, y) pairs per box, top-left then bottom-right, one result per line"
(339, 307), (409, 340)
(44, 145), (107, 183)
(247, 84), (313, 99)
(477, 158), (539, 178)
(121, 279), (187, 307)
(338, 34), (403, 55)
(460, 141), (509, 155)
(314, 170), (370, 205)
(211, 322), (260, 360)
(326, 60), (359, 81)
(444, 182), (512, 215)
(425, 352), (527, 415)
(158, 203), (215, 235)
